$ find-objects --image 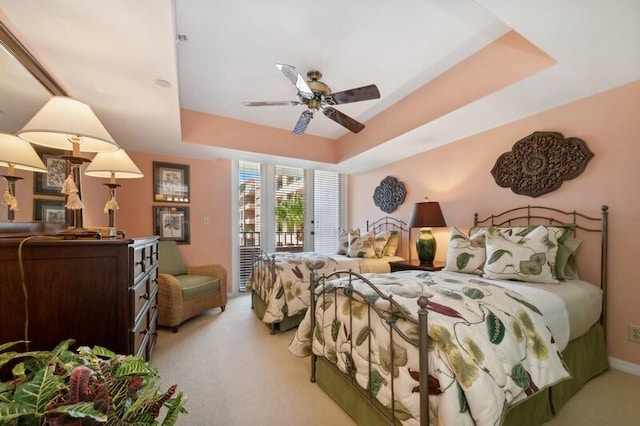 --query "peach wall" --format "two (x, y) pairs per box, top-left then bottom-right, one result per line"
(348, 80), (640, 365)
(9, 151), (233, 293)
(181, 109), (337, 163)
(337, 31), (556, 161)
